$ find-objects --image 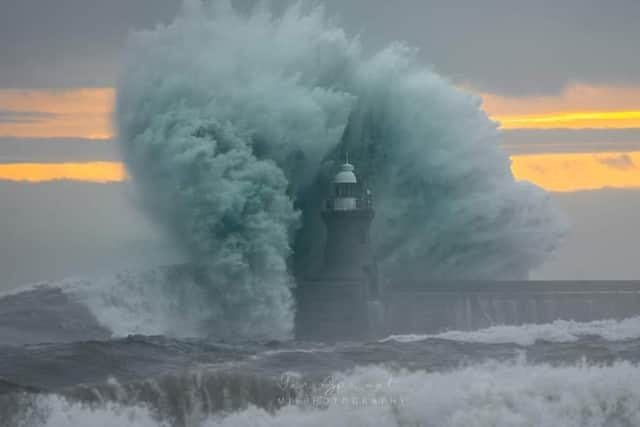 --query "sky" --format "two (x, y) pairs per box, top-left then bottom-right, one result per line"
(1, 0), (640, 286)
